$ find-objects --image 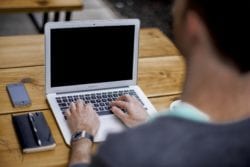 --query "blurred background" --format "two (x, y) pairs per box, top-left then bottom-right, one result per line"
(0, 0), (173, 39)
